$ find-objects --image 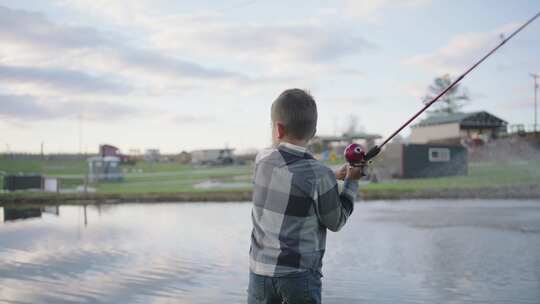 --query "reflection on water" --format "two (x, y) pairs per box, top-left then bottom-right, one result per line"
(0, 200), (539, 304)
(2, 205), (59, 222)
